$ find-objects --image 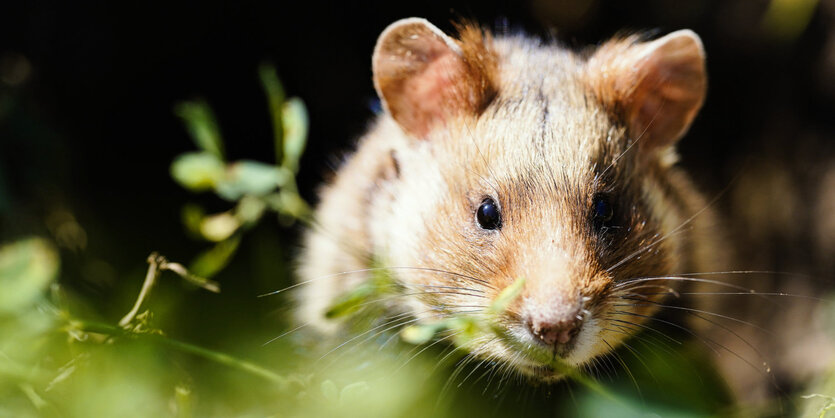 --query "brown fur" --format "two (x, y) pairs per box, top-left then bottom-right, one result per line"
(453, 21), (499, 112)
